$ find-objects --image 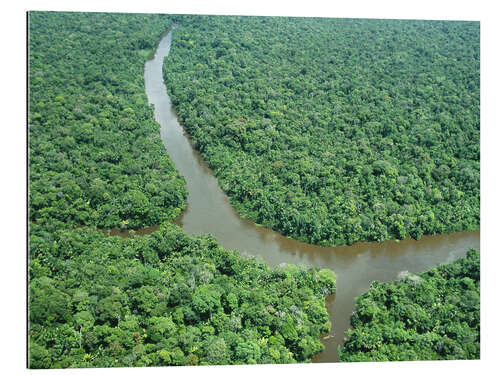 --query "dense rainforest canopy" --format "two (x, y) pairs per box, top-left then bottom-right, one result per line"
(28, 12), (336, 368)
(339, 248), (480, 361)
(29, 12), (186, 230)
(164, 16), (480, 246)
(29, 223), (335, 368)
